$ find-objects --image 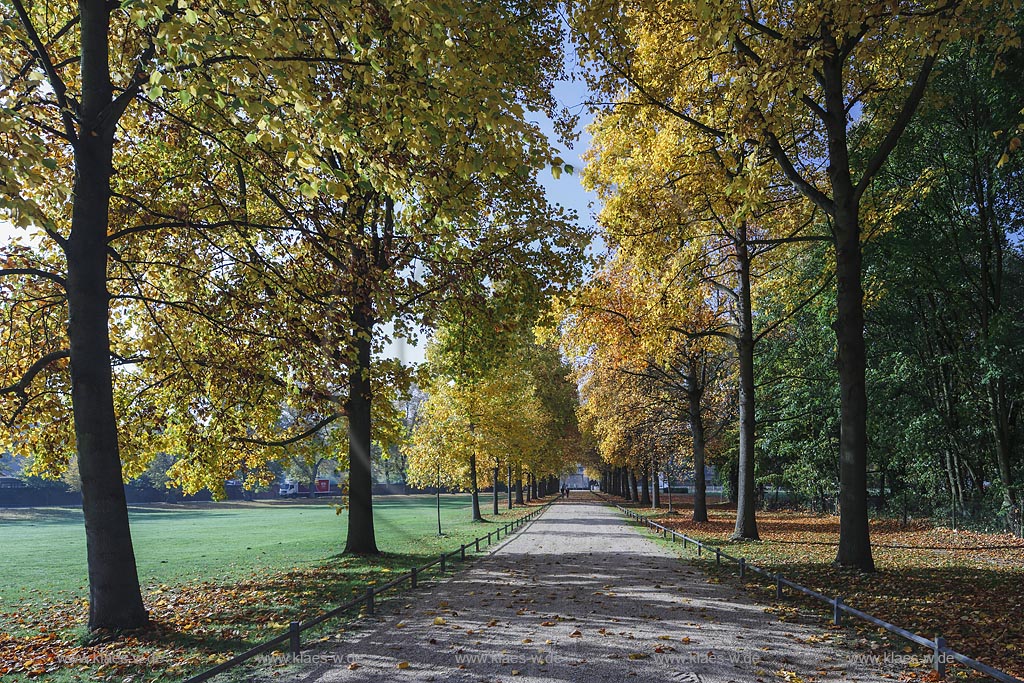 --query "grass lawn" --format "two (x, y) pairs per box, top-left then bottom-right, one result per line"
(619, 496), (1024, 680)
(0, 494), (543, 682)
